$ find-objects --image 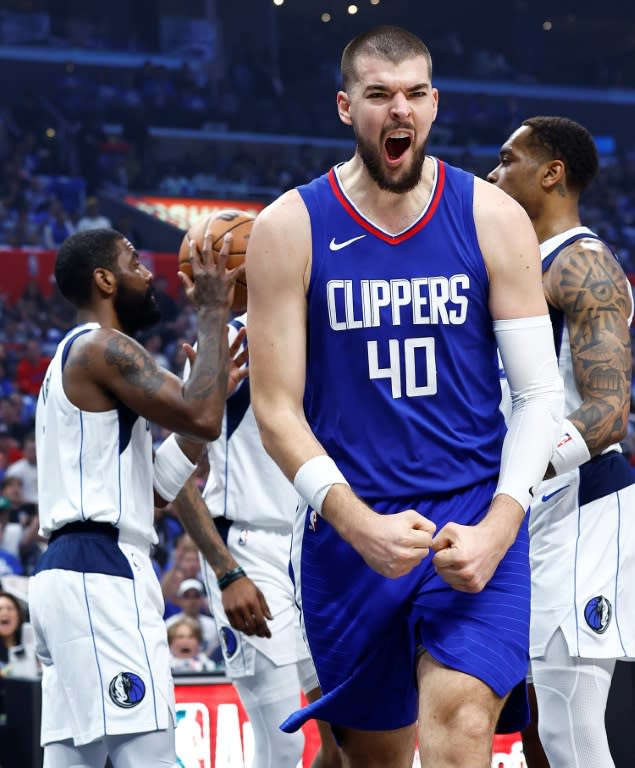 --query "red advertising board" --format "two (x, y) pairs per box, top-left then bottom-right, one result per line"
(124, 195), (264, 230)
(174, 678), (525, 767)
(0, 247), (57, 304)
